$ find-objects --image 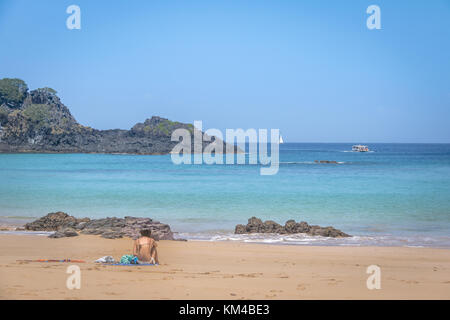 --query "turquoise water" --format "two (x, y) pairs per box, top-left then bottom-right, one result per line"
(1, 143), (449, 247)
